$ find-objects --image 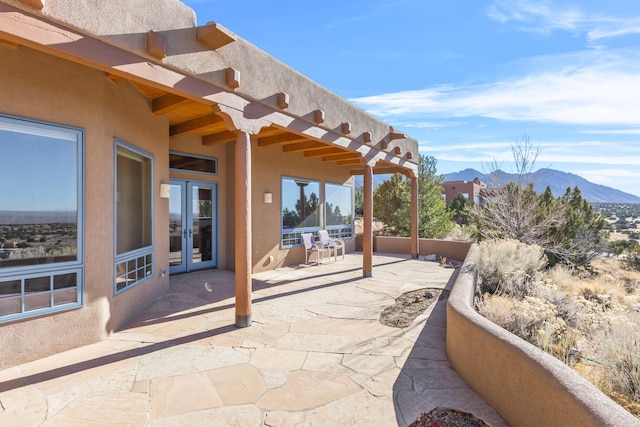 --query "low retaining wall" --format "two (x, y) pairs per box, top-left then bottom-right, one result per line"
(373, 236), (470, 261)
(446, 244), (638, 427)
